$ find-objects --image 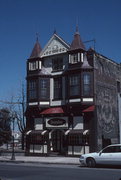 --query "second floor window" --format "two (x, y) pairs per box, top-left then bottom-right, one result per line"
(83, 73), (92, 96)
(40, 78), (50, 99)
(54, 78), (62, 99)
(52, 58), (63, 71)
(28, 80), (37, 99)
(69, 75), (80, 96)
